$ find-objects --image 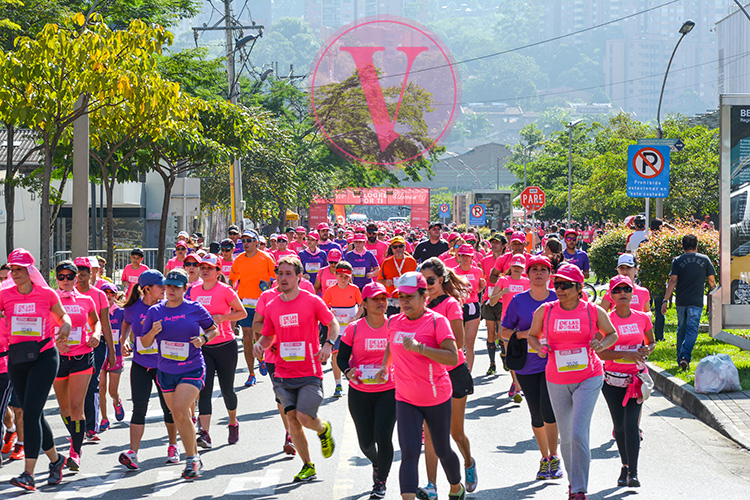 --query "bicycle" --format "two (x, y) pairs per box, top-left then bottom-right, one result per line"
(582, 283), (598, 303)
